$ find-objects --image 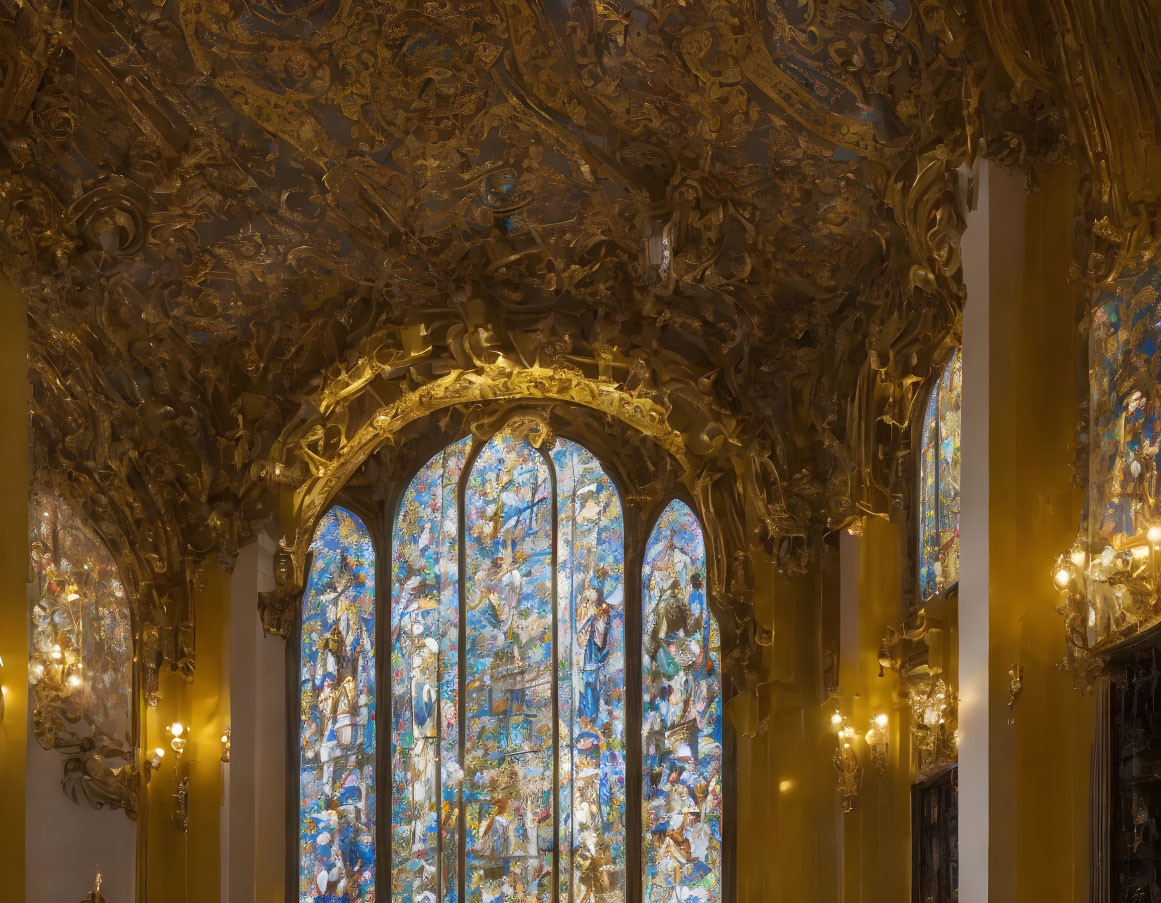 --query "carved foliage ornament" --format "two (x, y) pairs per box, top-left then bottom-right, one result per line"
(2, 0), (1152, 693)
(29, 489), (138, 815)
